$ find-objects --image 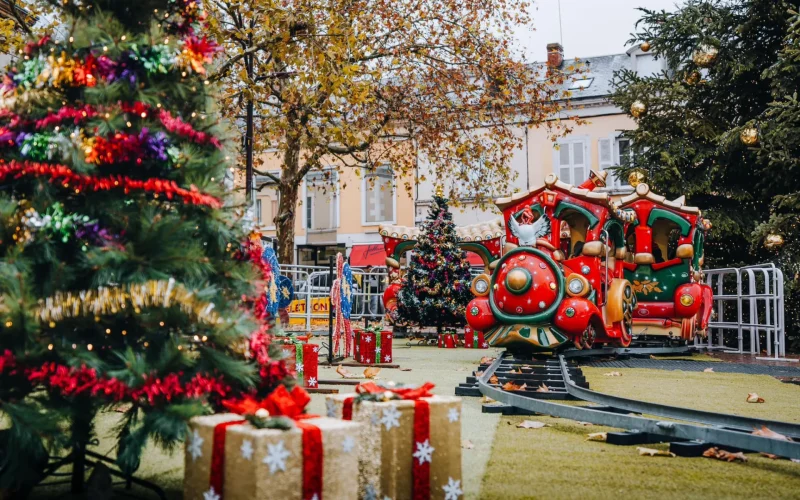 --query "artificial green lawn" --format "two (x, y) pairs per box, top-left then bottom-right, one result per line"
(480, 368), (800, 500)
